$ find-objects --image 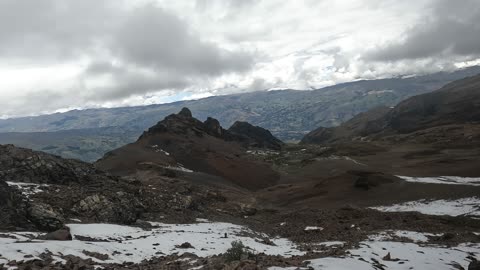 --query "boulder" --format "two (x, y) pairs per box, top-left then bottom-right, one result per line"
(176, 242), (194, 249)
(0, 180), (31, 230)
(44, 228), (72, 241)
(469, 260), (480, 270)
(28, 203), (64, 231)
(240, 204), (257, 216)
(72, 194), (142, 224)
